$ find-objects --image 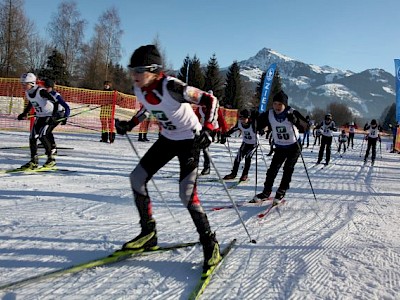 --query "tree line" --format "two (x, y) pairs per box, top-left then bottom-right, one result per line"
(0, 0), (394, 127)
